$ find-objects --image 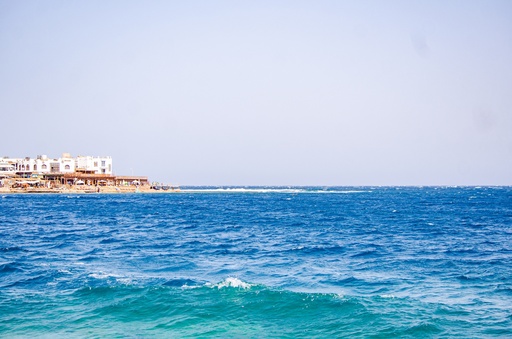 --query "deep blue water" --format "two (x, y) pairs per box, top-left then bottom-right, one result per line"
(1, 187), (511, 338)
